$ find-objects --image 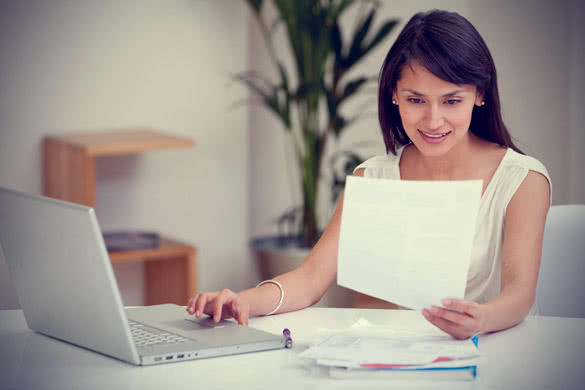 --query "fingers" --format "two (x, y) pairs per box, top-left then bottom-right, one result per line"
(186, 290), (249, 325)
(213, 289), (236, 322)
(422, 308), (477, 339)
(441, 299), (480, 317)
(423, 309), (467, 339)
(186, 294), (202, 315)
(186, 294), (197, 314)
(185, 292), (219, 319)
(196, 293), (211, 318)
(429, 306), (475, 329)
(232, 297), (249, 326)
